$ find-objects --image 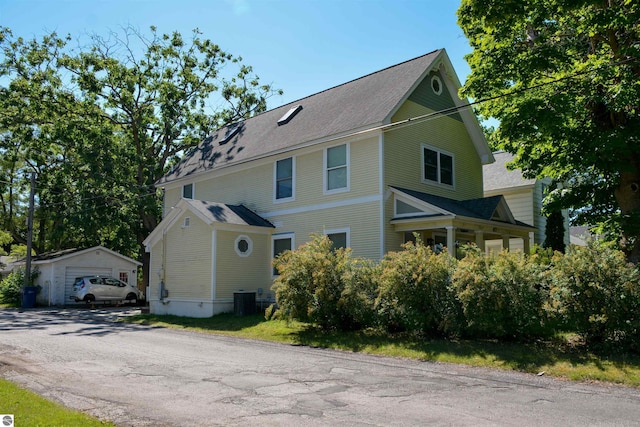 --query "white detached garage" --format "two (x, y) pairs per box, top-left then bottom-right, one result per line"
(14, 246), (141, 306)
